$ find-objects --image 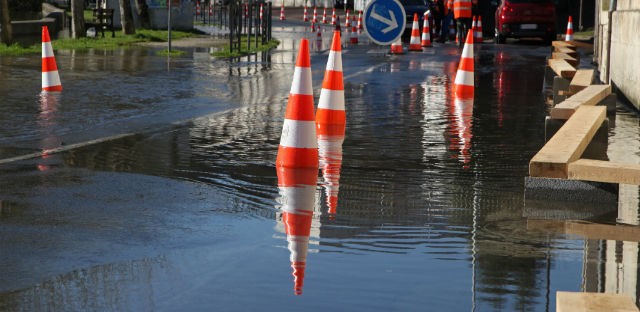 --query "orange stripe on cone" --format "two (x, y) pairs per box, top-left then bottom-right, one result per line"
(565, 16), (573, 41)
(421, 11), (431, 47)
(41, 26), (62, 92)
(408, 13), (422, 51)
(317, 30), (346, 137)
(453, 30), (474, 100)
